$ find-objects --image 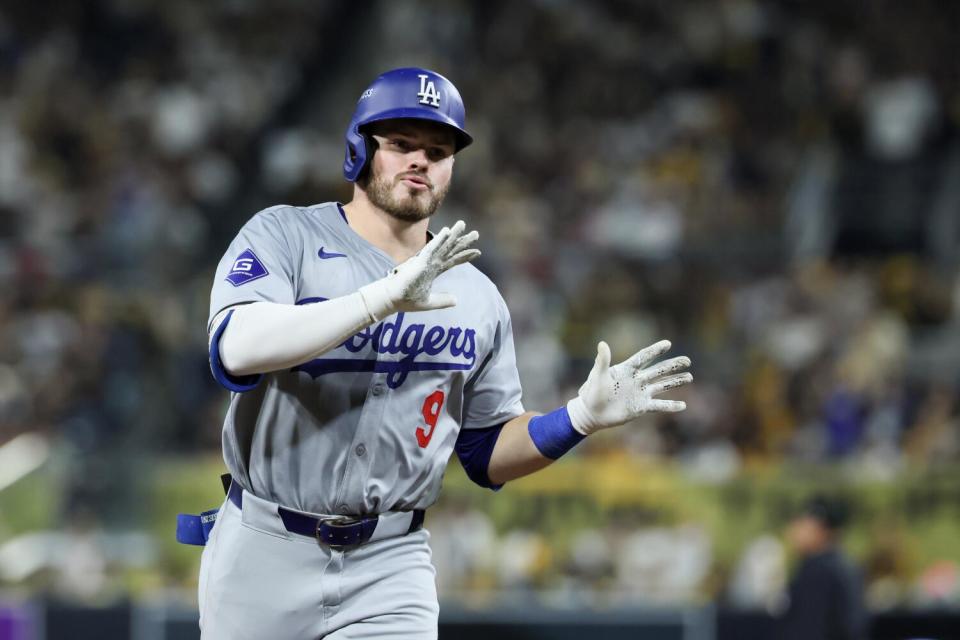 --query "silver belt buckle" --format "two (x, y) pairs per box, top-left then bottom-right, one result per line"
(316, 515), (361, 548)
